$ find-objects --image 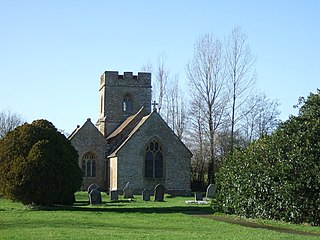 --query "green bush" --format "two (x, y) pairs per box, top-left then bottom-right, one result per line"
(0, 119), (82, 206)
(216, 90), (320, 225)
